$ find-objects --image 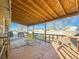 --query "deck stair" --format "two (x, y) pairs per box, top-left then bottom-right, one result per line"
(52, 42), (79, 59)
